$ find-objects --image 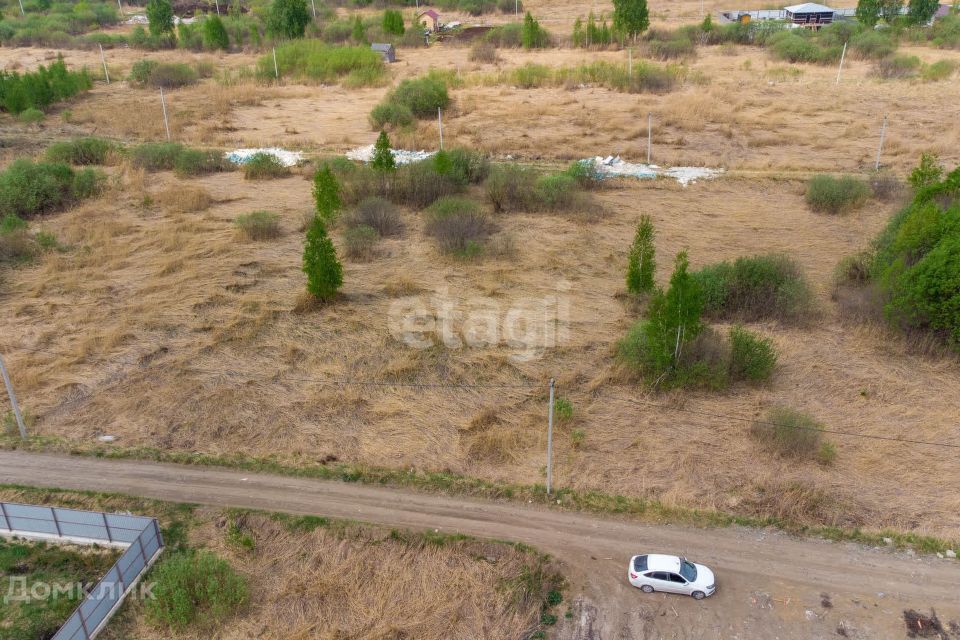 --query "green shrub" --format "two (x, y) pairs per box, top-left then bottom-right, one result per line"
(692, 253), (814, 322)
(0, 214), (28, 235)
(553, 397), (573, 421)
(45, 137), (116, 165)
(261, 41), (384, 85)
(565, 159), (604, 190)
(391, 160), (460, 208)
(485, 22), (523, 47)
(146, 551), (247, 631)
(511, 63), (550, 88)
(347, 197), (402, 236)
(874, 54), (921, 79)
(649, 37), (696, 60)
(173, 148), (230, 177)
(130, 142), (184, 171)
(922, 59), (957, 81)
(521, 11), (549, 48)
(242, 153), (290, 180)
(806, 174), (870, 214)
(425, 196), (492, 255)
(534, 173), (577, 210)
(129, 59), (198, 88)
(18, 107), (45, 123)
(485, 164), (538, 213)
(728, 325), (778, 382)
(626, 215), (656, 295)
(445, 148), (491, 186)
(0, 56), (91, 115)
(388, 73), (450, 118)
(850, 29), (896, 59)
(750, 406), (832, 463)
(202, 15), (230, 50)
(235, 211), (281, 240)
(313, 165), (342, 222)
(383, 9), (405, 35)
(0, 159), (103, 219)
(370, 101), (415, 129)
(469, 40), (499, 63)
(343, 224), (379, 260)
